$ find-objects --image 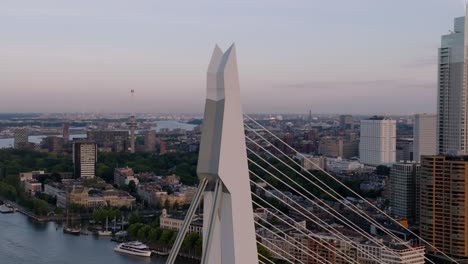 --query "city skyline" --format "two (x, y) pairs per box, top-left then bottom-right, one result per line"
(1, 0), (466, 114)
